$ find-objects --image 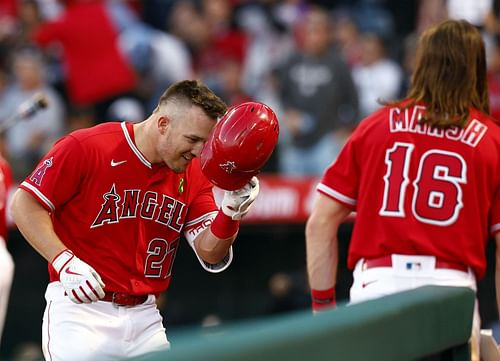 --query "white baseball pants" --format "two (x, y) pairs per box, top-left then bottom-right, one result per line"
(350, 254), (479, 361)
(42, 282), (170, 361)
